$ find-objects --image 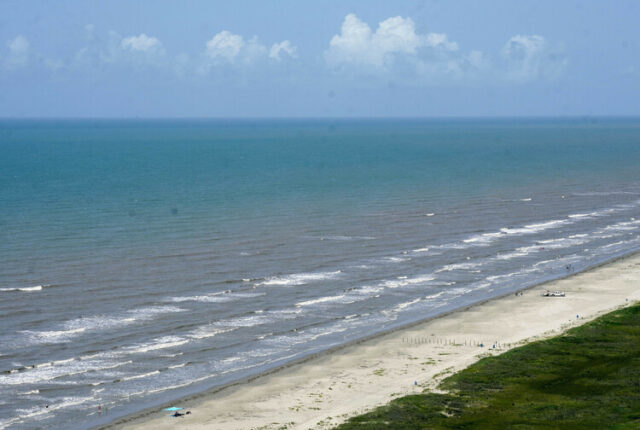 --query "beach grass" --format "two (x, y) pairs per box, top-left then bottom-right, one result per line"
(336, 303), (640, 429)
